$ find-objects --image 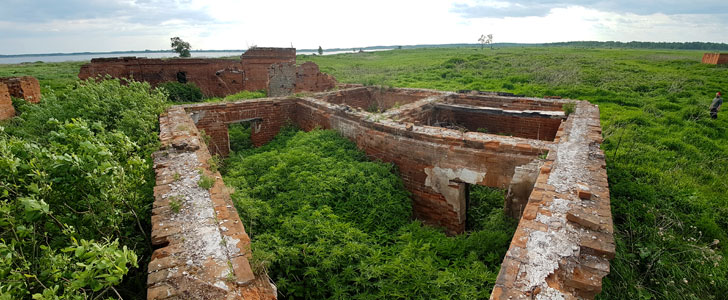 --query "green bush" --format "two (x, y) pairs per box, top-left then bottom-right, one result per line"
(0, 79), (165, 299)
(157, 81), (203, 103)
